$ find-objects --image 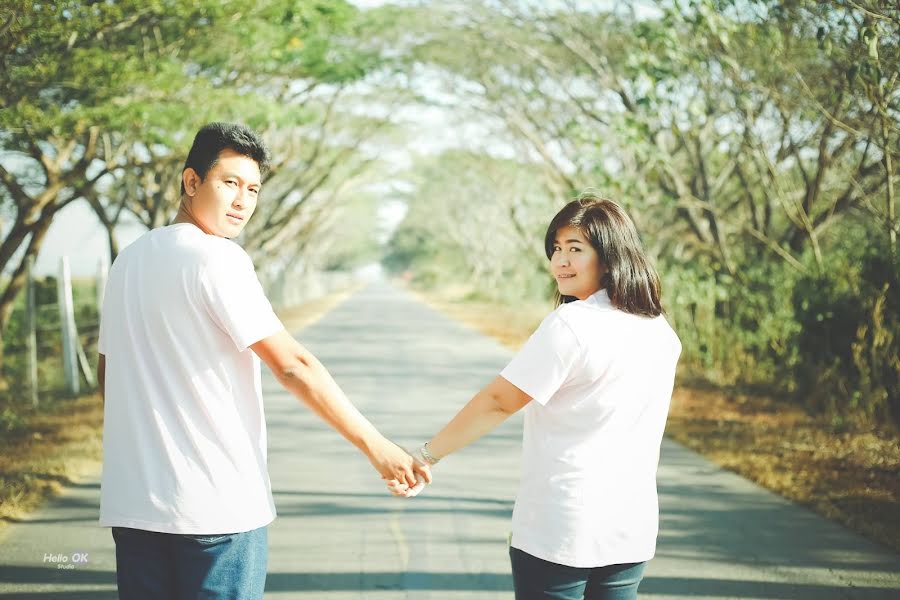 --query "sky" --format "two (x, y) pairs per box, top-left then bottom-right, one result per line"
(34, 202), (145, 277)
